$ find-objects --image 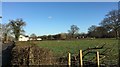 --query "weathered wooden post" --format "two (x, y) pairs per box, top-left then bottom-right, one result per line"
(79, 50), (83, 67)
(68, 52), (71, 67)
(96, 51), (100, 67)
